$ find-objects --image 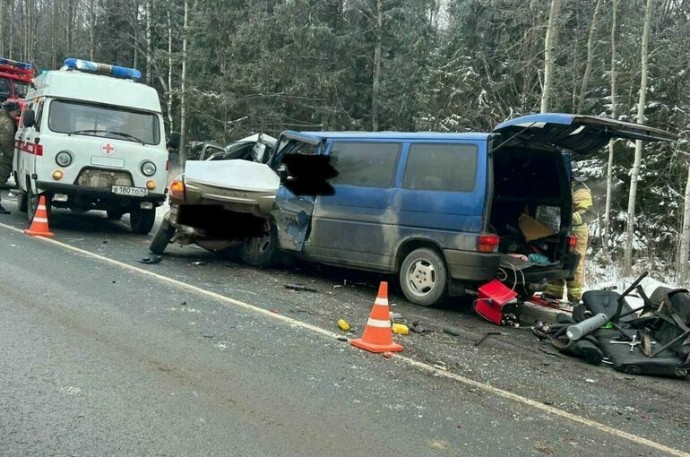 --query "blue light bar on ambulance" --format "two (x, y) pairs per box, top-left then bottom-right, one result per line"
(63, 58), (142, 80)
(0, 57), (33, 70)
